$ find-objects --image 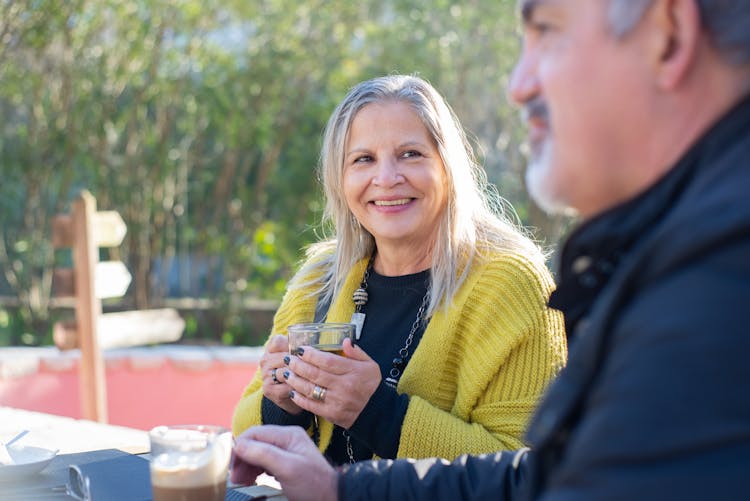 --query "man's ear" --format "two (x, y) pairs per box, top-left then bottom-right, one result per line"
(645, 0), (702, 89)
